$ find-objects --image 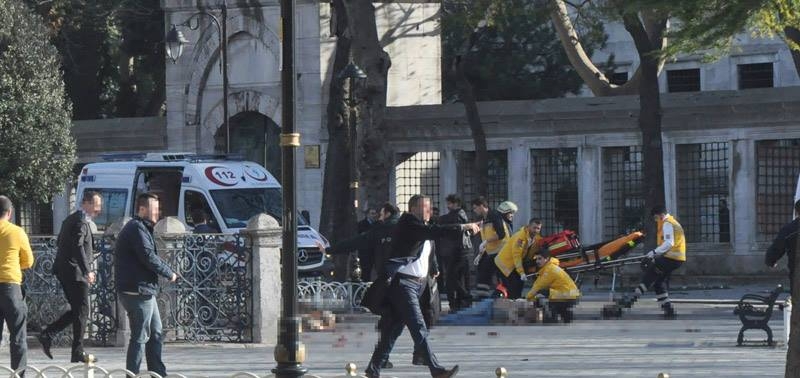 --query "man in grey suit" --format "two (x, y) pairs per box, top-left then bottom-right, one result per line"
(38, 191), (102, 363)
